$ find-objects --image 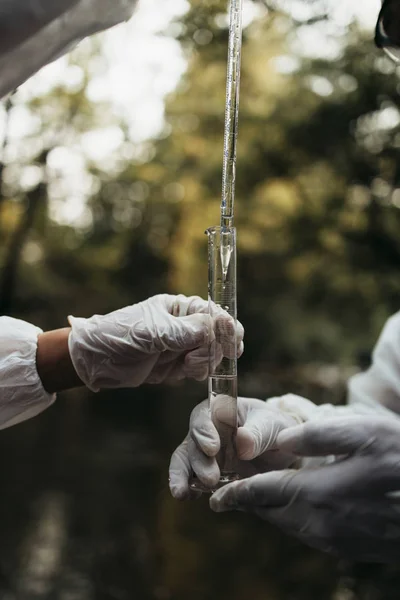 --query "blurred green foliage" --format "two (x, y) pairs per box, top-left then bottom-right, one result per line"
(0, 1), (399, 598)
(2, 1), (400, 379)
